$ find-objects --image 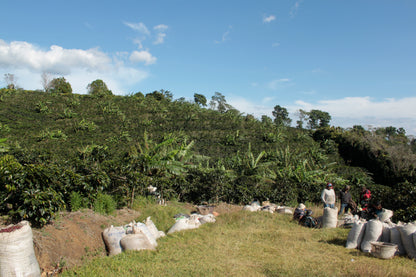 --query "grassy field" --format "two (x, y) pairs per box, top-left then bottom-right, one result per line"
(61, 204), (416, 277)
